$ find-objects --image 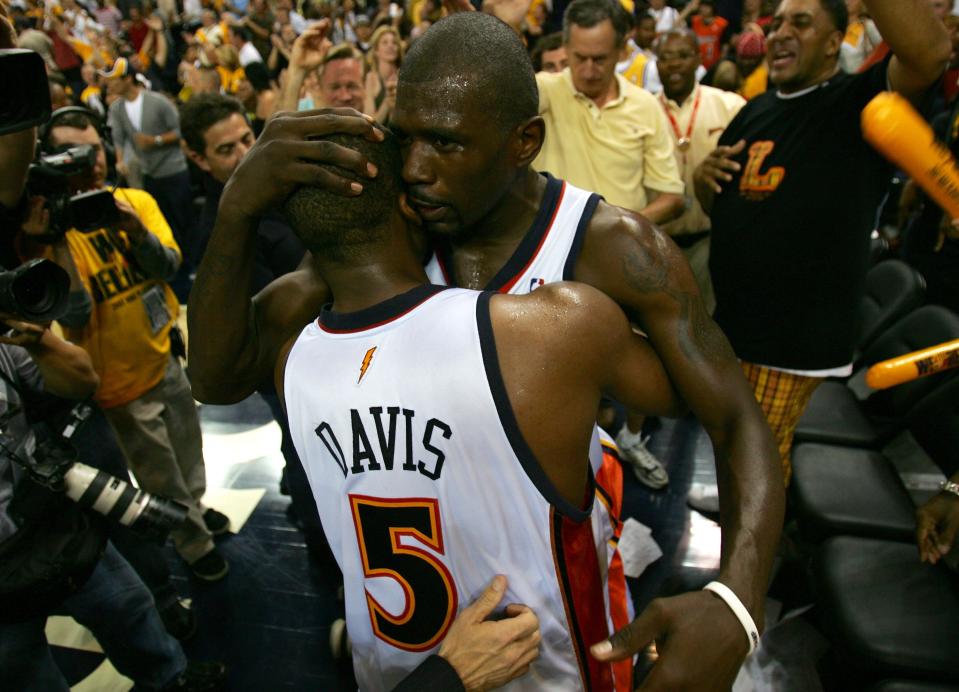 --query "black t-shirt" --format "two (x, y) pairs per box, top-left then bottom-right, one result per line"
(709, 60), (891, 370)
